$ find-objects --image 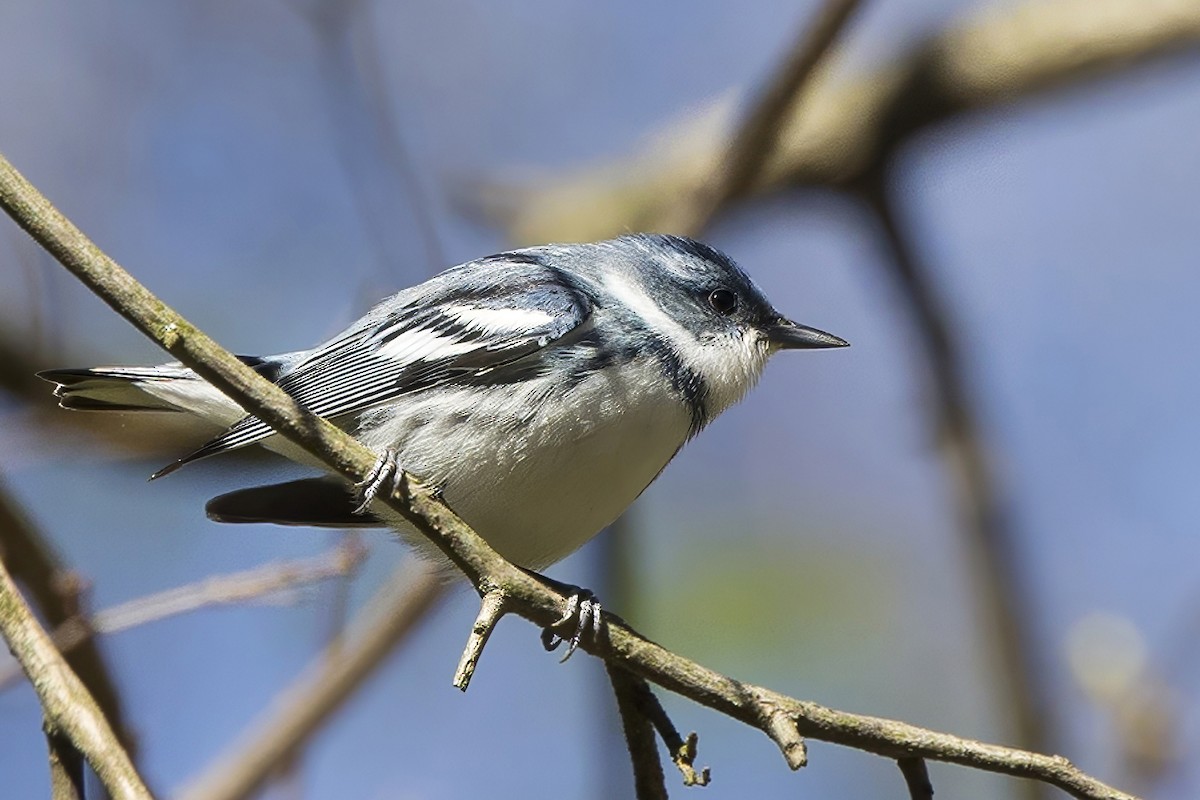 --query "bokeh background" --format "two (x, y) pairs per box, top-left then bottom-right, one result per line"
(2, 1), (1199, 798)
